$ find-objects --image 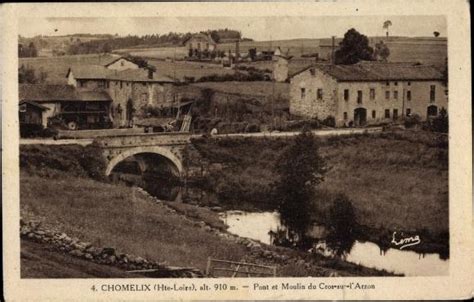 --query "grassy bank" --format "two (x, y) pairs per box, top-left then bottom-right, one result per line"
(20, 144), (392, 276)
(187, 129), (449, 253)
